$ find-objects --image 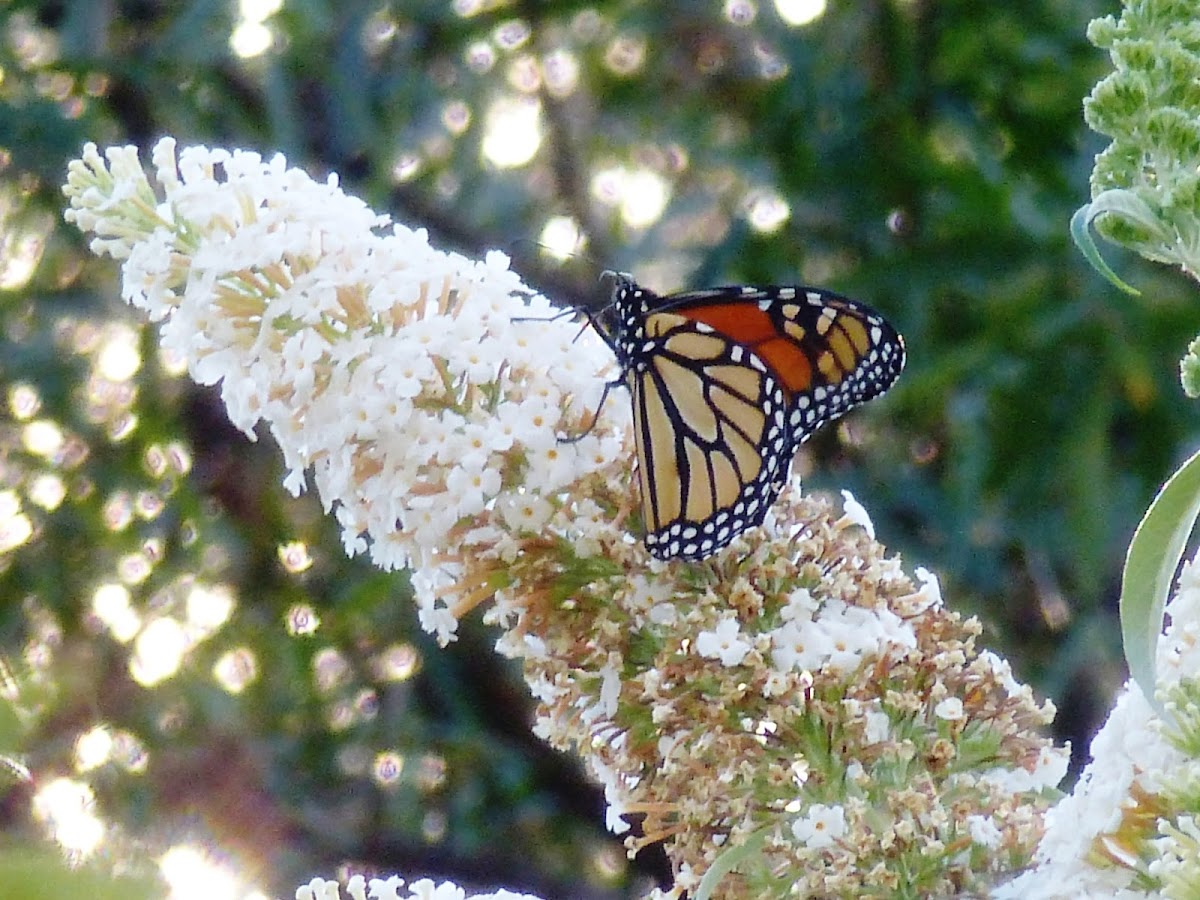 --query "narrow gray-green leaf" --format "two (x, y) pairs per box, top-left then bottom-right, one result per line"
(694, 828), (769, 900)
(1069, 189), (1160, 296)
(1121, 447), (1200, 711)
